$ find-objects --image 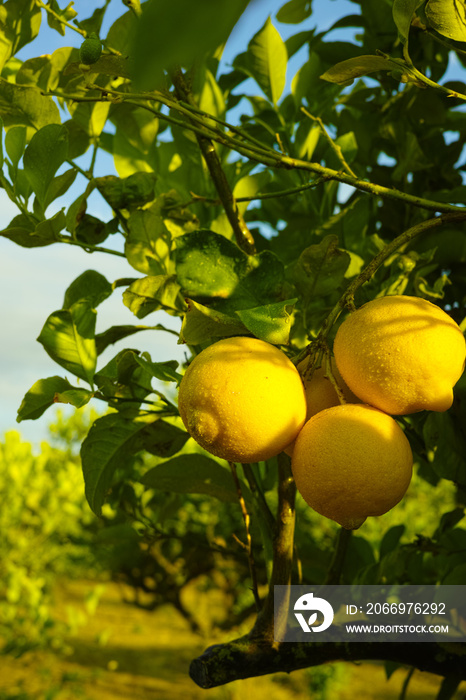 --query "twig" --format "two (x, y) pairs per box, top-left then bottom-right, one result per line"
(172, 70), (257, 254)
(399, 667), (414, 700)
(252, 452), (296, 642)
(323, 350), (346, 405)
(242, 464), (276, 533)
(301, 107), (357, 178)
(49, 82), (466, 214)
(35, 0), (87, 37)
(57, 235), (126, 257)
(295, 211), (466, 366)
(229, 462), (261, 611)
